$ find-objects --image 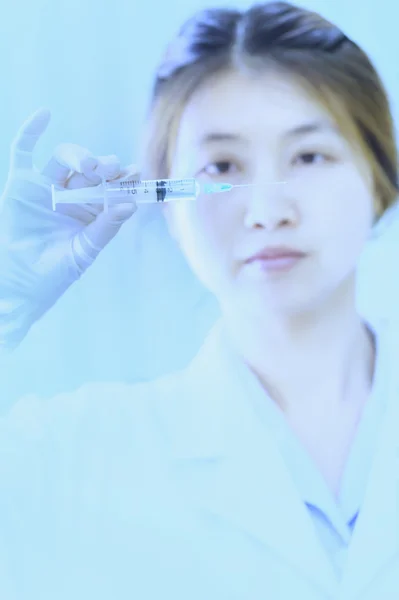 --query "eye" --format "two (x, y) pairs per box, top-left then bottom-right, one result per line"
(202, 161), (238, 177)
(293, 152), (330, 166)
